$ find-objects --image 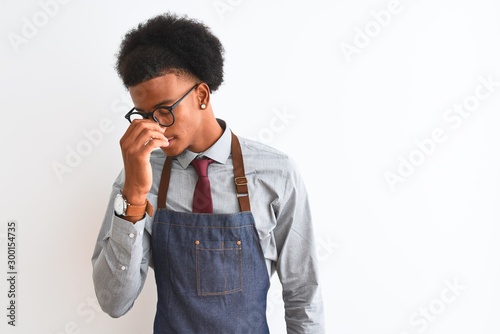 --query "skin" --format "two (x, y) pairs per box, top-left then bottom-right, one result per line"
(120, 73), (223, 222)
